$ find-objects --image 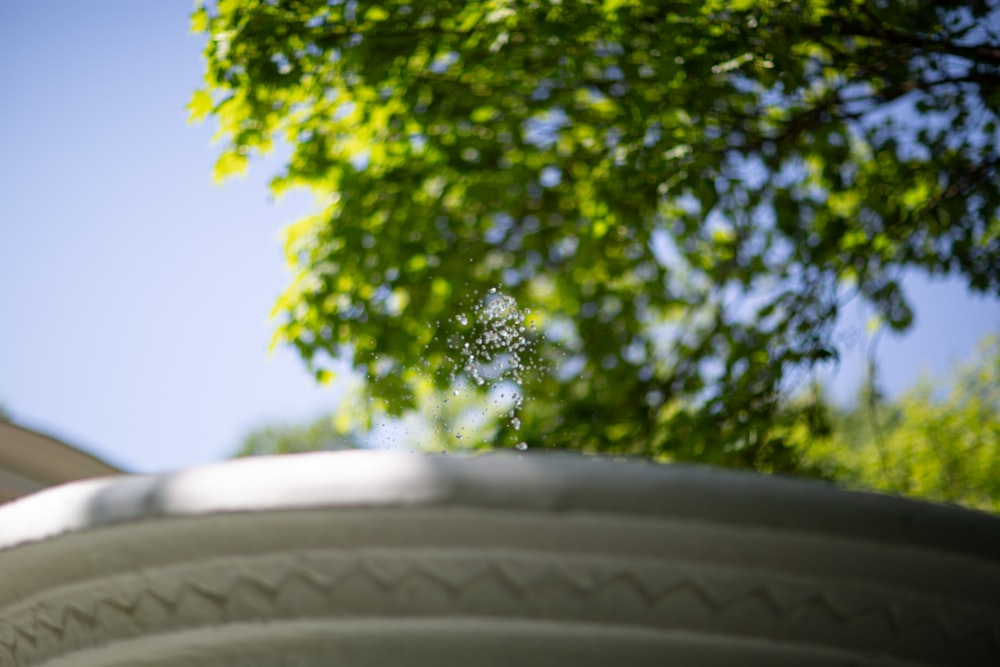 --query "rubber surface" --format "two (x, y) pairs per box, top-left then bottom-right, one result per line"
(0, 451), (998, 666)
